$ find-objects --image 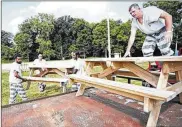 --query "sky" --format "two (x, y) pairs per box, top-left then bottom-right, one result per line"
(2, 1), (144, 35)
